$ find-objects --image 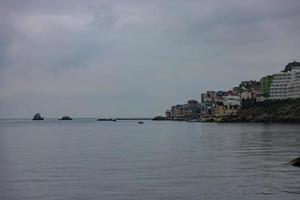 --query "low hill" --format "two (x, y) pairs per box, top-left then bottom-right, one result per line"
(236, 98), (300, 123)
